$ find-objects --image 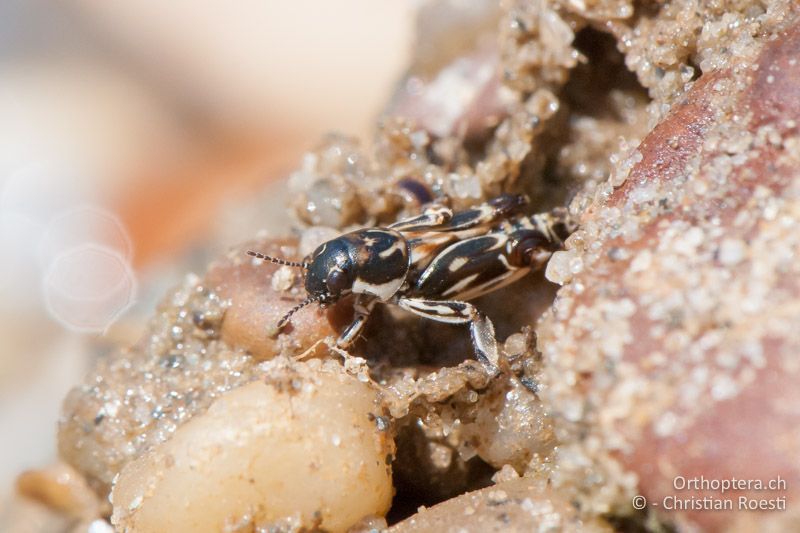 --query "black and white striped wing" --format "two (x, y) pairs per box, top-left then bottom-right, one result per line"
(408, 233), (529, 302)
